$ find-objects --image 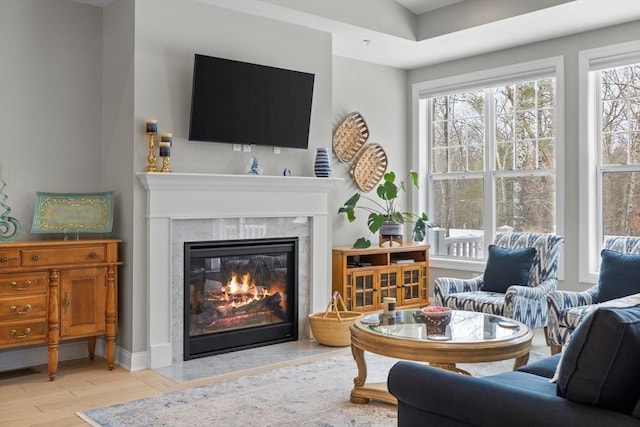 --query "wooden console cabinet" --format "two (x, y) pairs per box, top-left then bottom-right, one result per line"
(332, 244), (429, 312)
(0, 239), (119, 380)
